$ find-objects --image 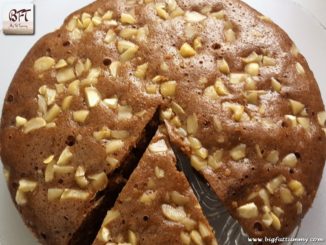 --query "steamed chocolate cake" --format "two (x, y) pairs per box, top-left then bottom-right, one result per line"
(93, 127), (217, 245)
(0, 0), (325, 244)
